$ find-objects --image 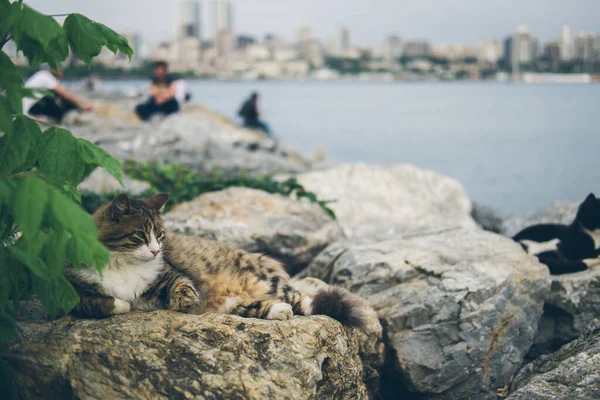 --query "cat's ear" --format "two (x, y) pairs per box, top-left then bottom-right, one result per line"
(146, 193), (169, 212)
(583, 193), (598, 205)
(111, 194), (132, 218)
